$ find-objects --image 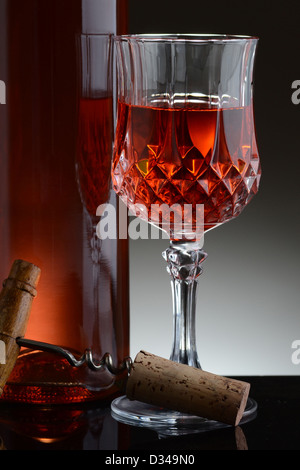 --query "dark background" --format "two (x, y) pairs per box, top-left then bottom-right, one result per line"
(126, 0), (300, 376)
